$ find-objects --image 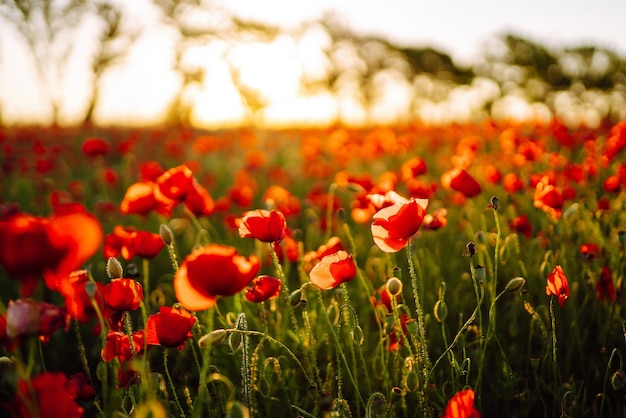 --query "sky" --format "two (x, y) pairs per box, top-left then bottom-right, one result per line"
(1, 0), (625, 127)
